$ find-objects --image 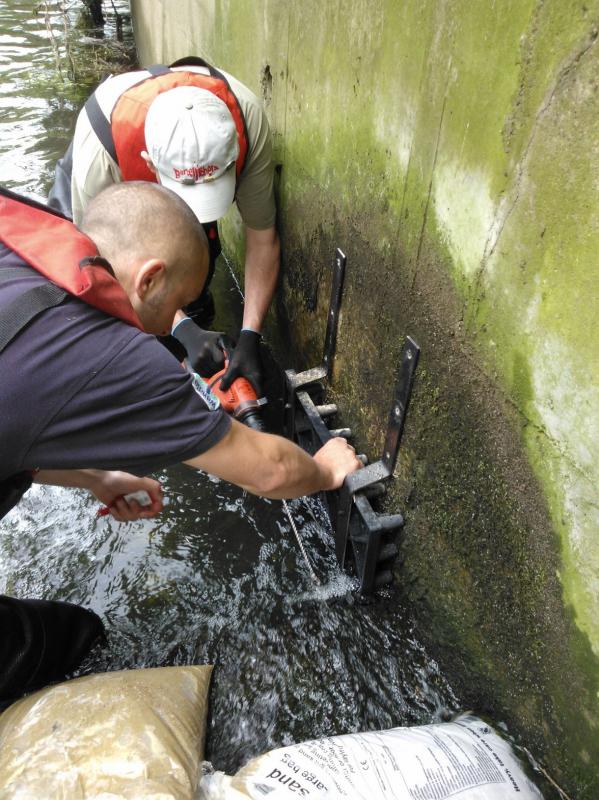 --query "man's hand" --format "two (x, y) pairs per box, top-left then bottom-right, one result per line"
(313, 438), (363, 490)
(34, 469), (164, 522)
(172, 317), (234, 376)
(91, 472), (164, 521)
(219, 329), (264, 397)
